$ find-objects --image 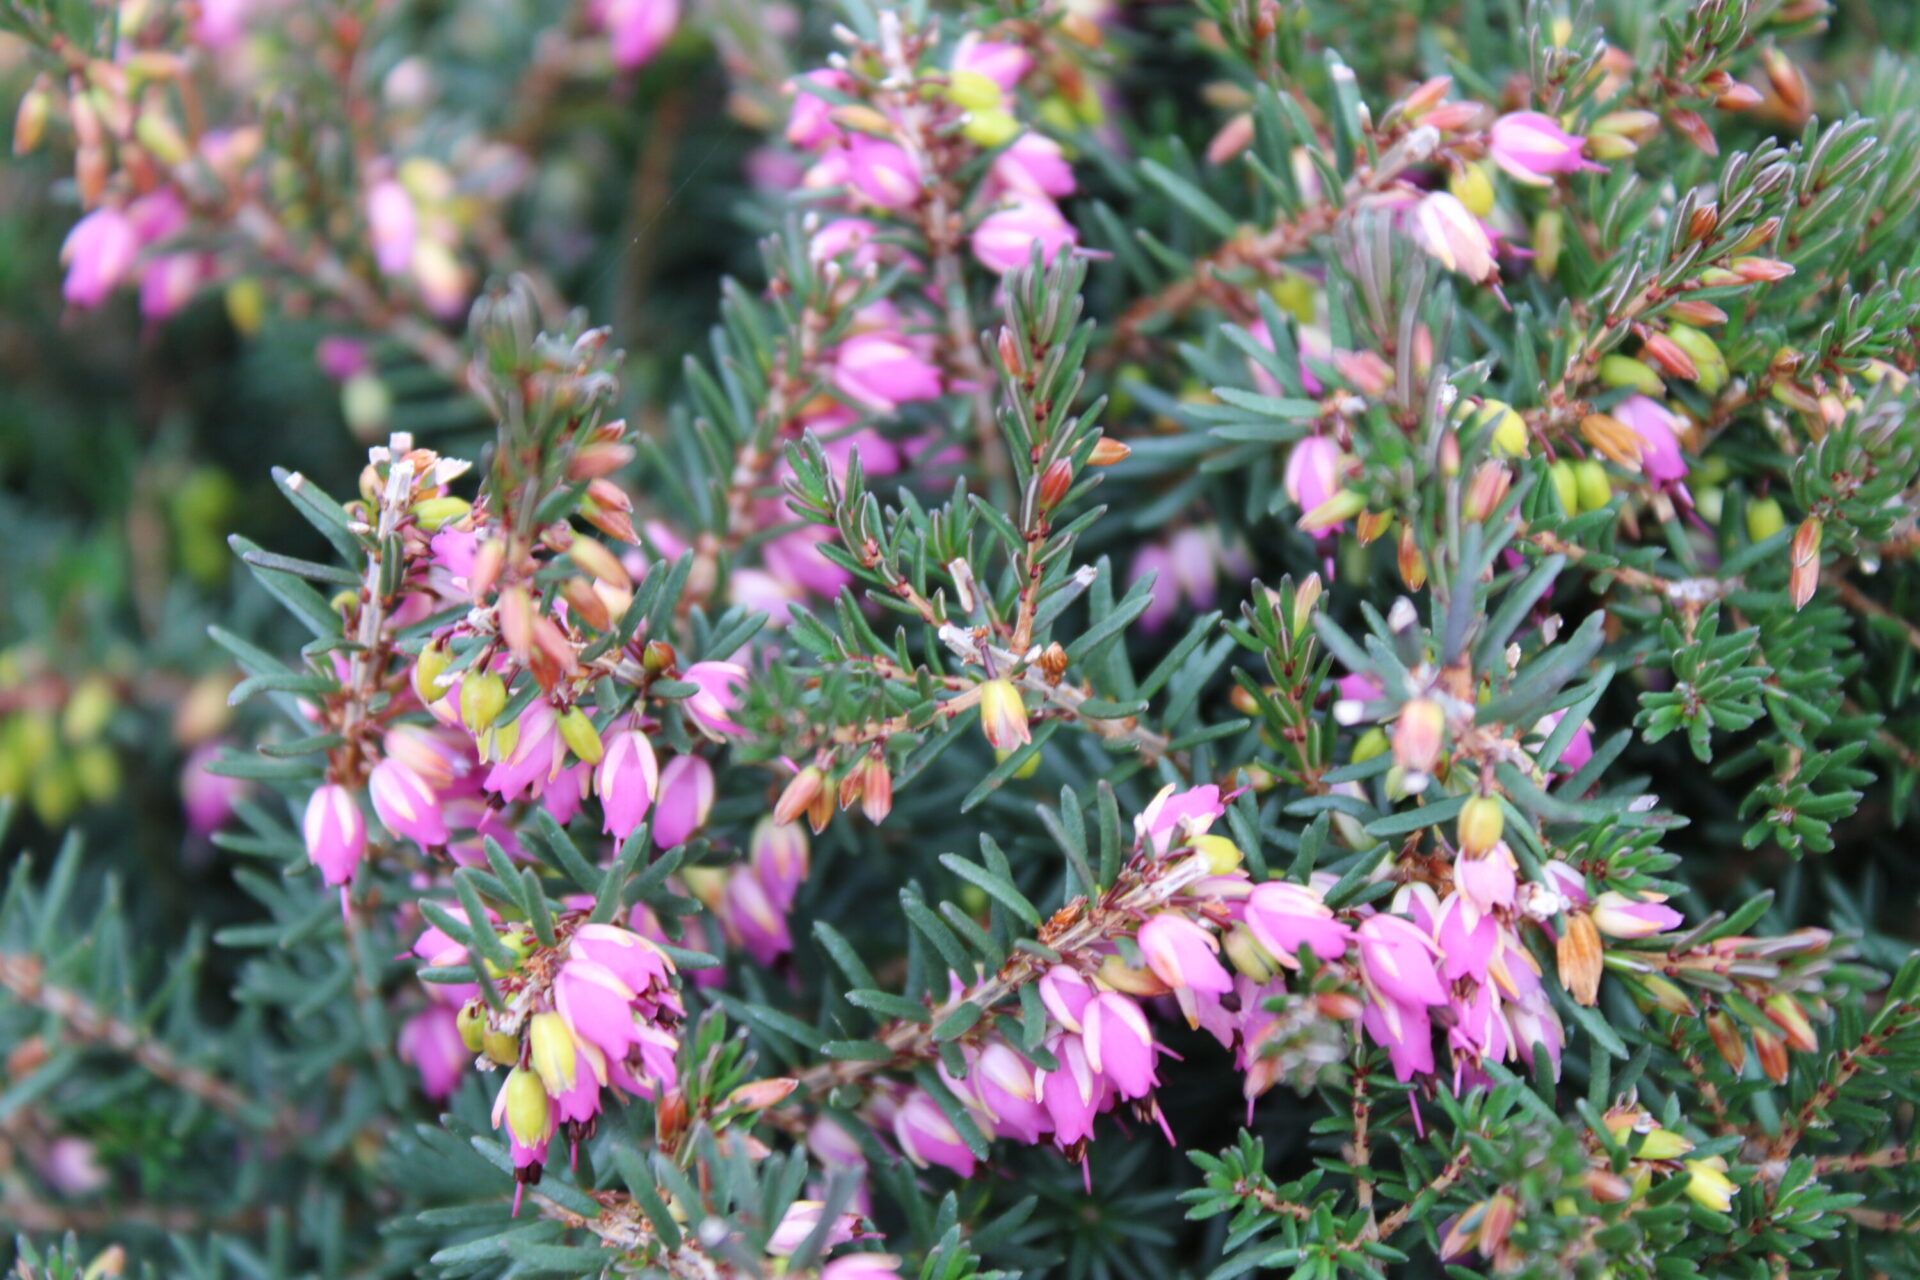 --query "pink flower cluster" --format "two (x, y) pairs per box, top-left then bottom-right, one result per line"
(61, 189), (205, 319)
(410, 913), (683, 1205)
(784, 38), (1078, 278)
